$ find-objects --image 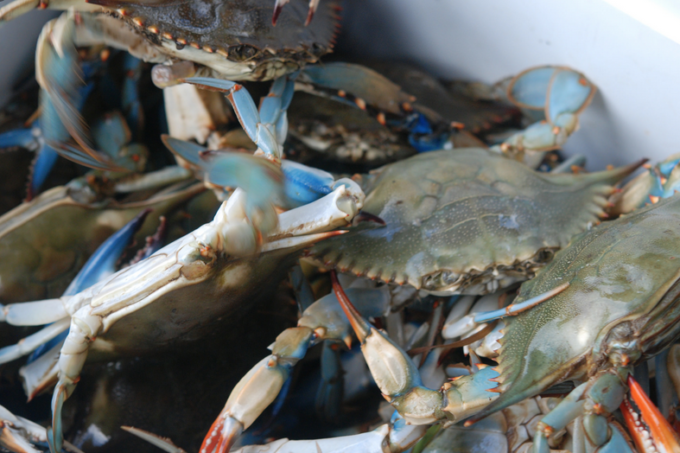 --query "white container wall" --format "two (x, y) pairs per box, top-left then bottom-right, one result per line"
(2, 0), (680, 169)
